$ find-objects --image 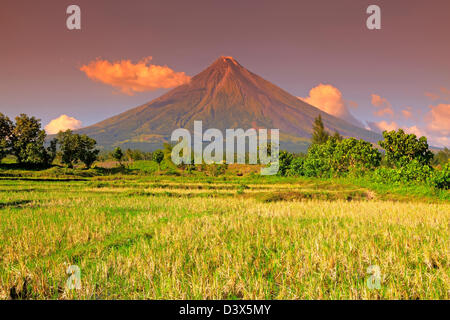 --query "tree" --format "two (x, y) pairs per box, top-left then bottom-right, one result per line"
(153, 149), (164, 170)
(44, 138), (58, 166)
(58, 130), (99, 168)
(0, 113), (13, 161)
(379, 129), (433, 167)
(303, 138), (337, 177)
(311, 114), (329, 145)
(125, 148), (134, 161)
(10, 114), (49, 165)
(112, 147), (124, 166)
(287, 156), (305, 176)
(331, 130), (343, 143)
(58, 130), (79, 168)
(432, 148), (449, 167)
(163, 142), (177, 166)
(430, 162), (449, 189)
(332, 138), (381, 173)
(278, 151), (293, 176)
(78, 134), (99, 168)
